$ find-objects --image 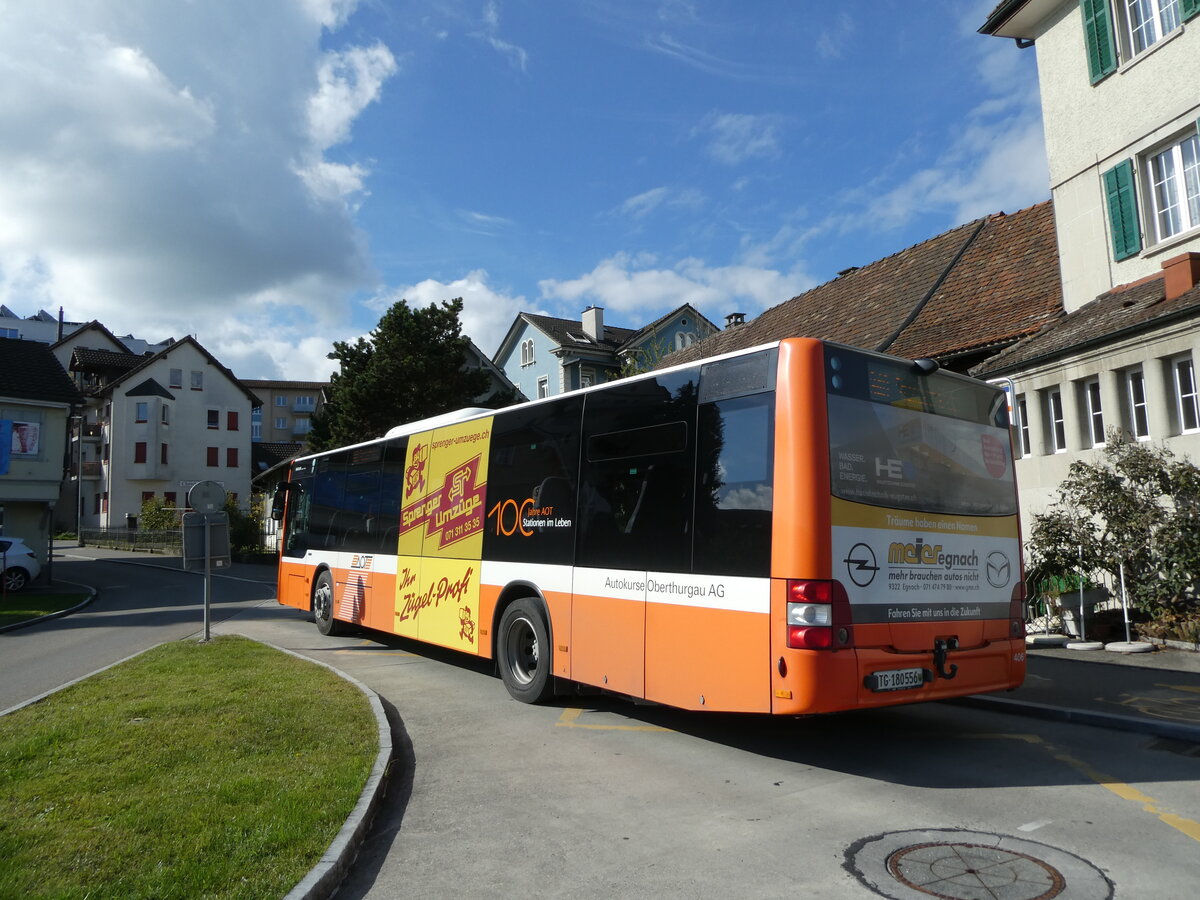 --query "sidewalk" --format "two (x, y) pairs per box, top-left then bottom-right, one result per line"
(955, 640), (1200, 743)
